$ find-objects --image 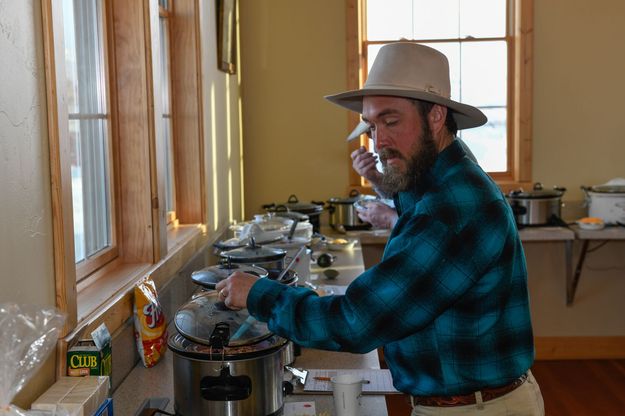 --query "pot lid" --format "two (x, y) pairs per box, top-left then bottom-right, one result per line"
(588, 185), (625, 193)
(507, 183), (566, 199)
(263, 195), (324, 215)
(265, 236), (310, 249)
(220, 241), (287, 263)
(329, 189), (370, 204)
(174, 291), (272, 347)
(191, 264), (269, 289)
